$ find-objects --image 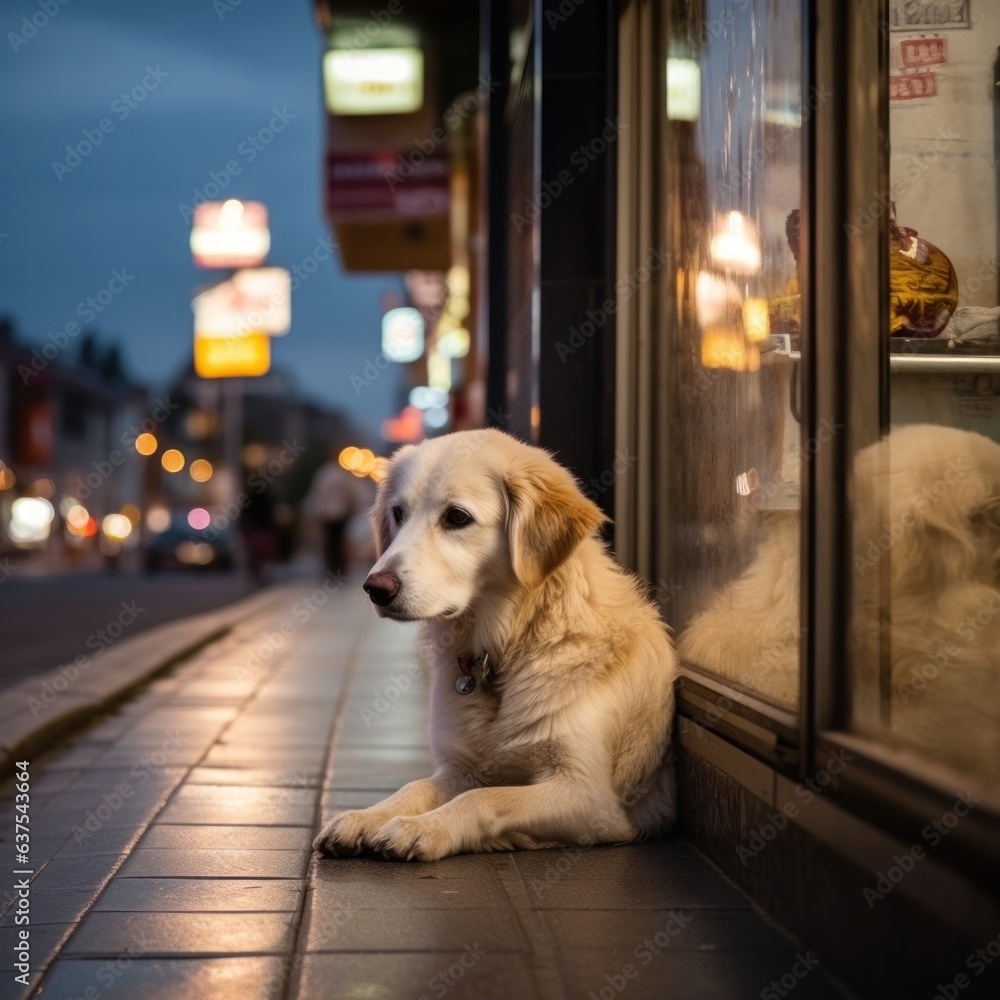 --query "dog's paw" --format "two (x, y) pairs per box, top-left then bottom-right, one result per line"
(371, 815), (452, 862)
(313, 810), (383, 857)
